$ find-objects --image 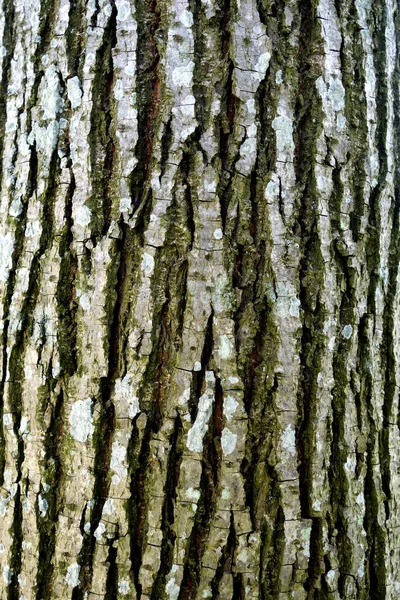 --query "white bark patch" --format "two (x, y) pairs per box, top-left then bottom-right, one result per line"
(221, 428), (237, 455)
(342, 324), (353, 339)
(115, 374), (132, 398)
(3, 566), (12, 585)
(205, 370), (215, 383)
(73, 205), (92, 227)
(29, 122), (60, 158)
(312, 499), (321, 511)
(301, 527), (311, 558)
(345, 455), (356, 473)
(65, 563), (81, 587)
(111, 441), (127, 478)
(337, 113), (346, 132)
(94, 522), (105, 541)
(118, 579), (130, 595)
(326, 569), (336, 590)
(223, 395), (238, 421)
(186, 487), (201, 501)
(316, 76), (345, 113)
(272, 115), (294, 153)
(237, 548), (248, 567)
(239, 135), (257, 173)
(18, 416), (29, 436)
(42, 65), (62, 120)
(356, 493), (365, 507)
(52, 362), (61, 378)
(103, 498), (116, 515)
(4, 470), (13, 488)
(246, 98), (256, 115)
(79, 293), (91, 311)
(9, 196), (23, 217)
(69, 399), (94, 443)
(326, 569), (335, 583)
(0, 232), (14, 282)
(212, 272), (231, 313)
(187, 393), (214, 452)
(179, 9), (193, 26)
(38, 494), (48, 517)
(179, 387), (190, 406)
(328, 78), (345, 111)
(219, 335), (233, 360)
(254, 52), (271, 79)
(129, 397), (140, 419)
(166, 578), (180, 600)
(67, 76), (82, 109)
(265, 178), (279, 200)
(113, 79), (124, 101)
(115, 374), (140, 418)
(315, 74), (347, 136)
(141, 252), (154, 276)
(289, 297), (301, 317)
(172, 61), (194, 87)
(116, 0), (131, 22)
(281, 424), (296, 456)
(25, 220), (42, 239)
(0, 496), (9, 517)
(3, 413), (12, 427)
(119, 197), (131, 212)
